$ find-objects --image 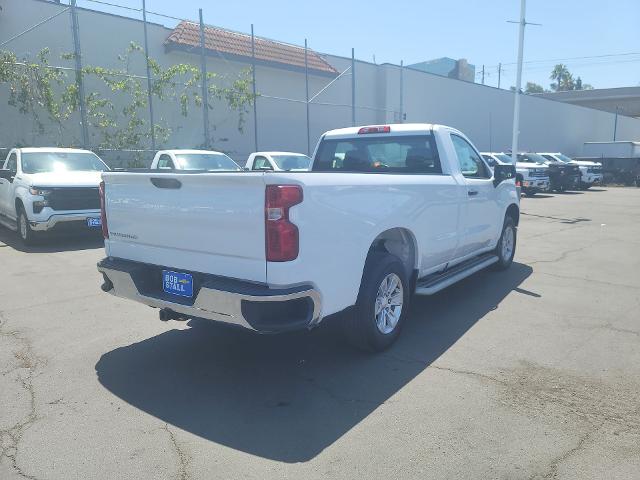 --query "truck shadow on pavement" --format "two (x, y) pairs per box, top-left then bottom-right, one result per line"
(96, 262), (533, 463)
(0, 228), (103, 253)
